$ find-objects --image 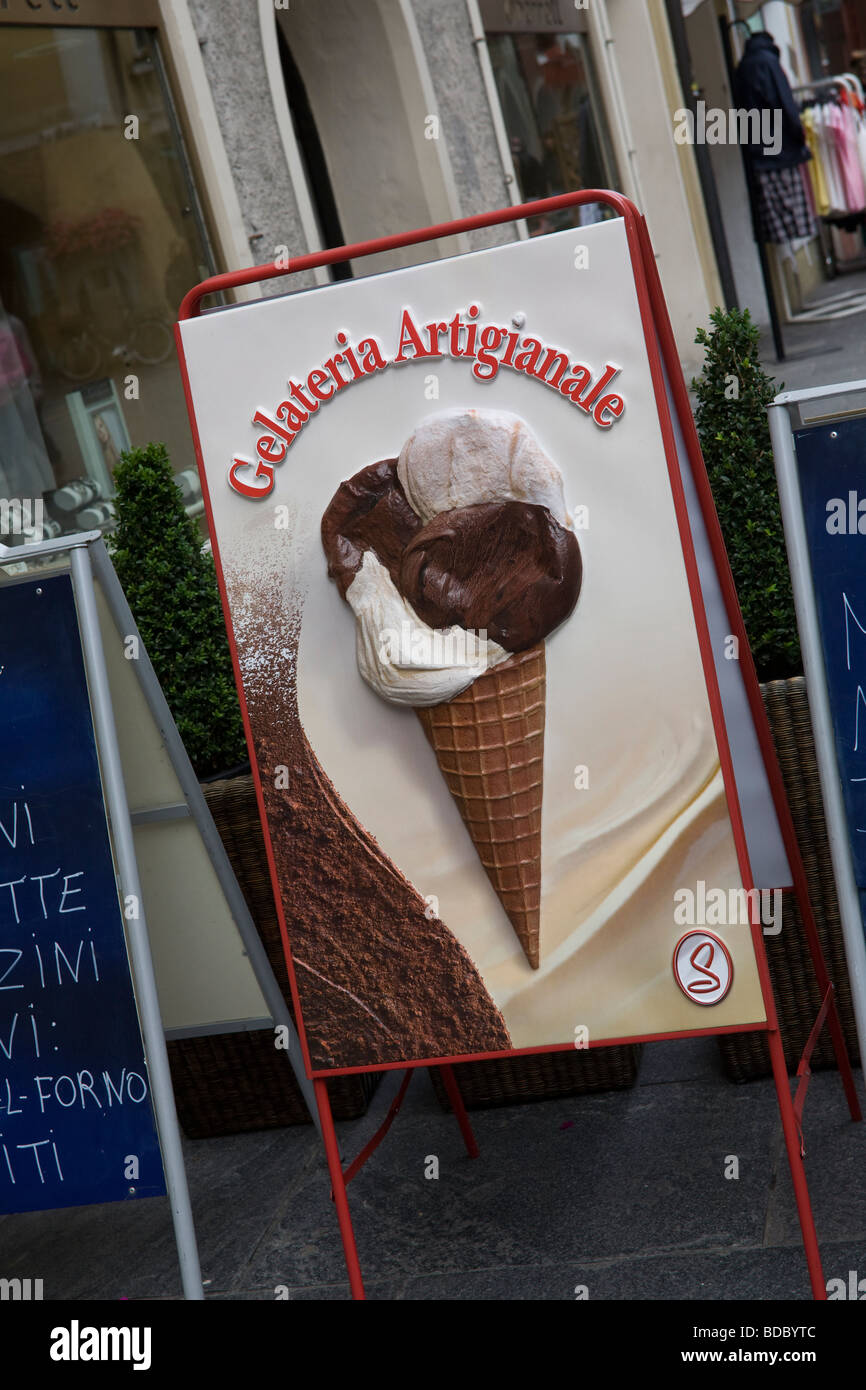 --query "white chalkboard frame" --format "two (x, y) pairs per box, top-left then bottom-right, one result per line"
(0, 531), (205, 1297)
(769, 380), (866, 1069)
